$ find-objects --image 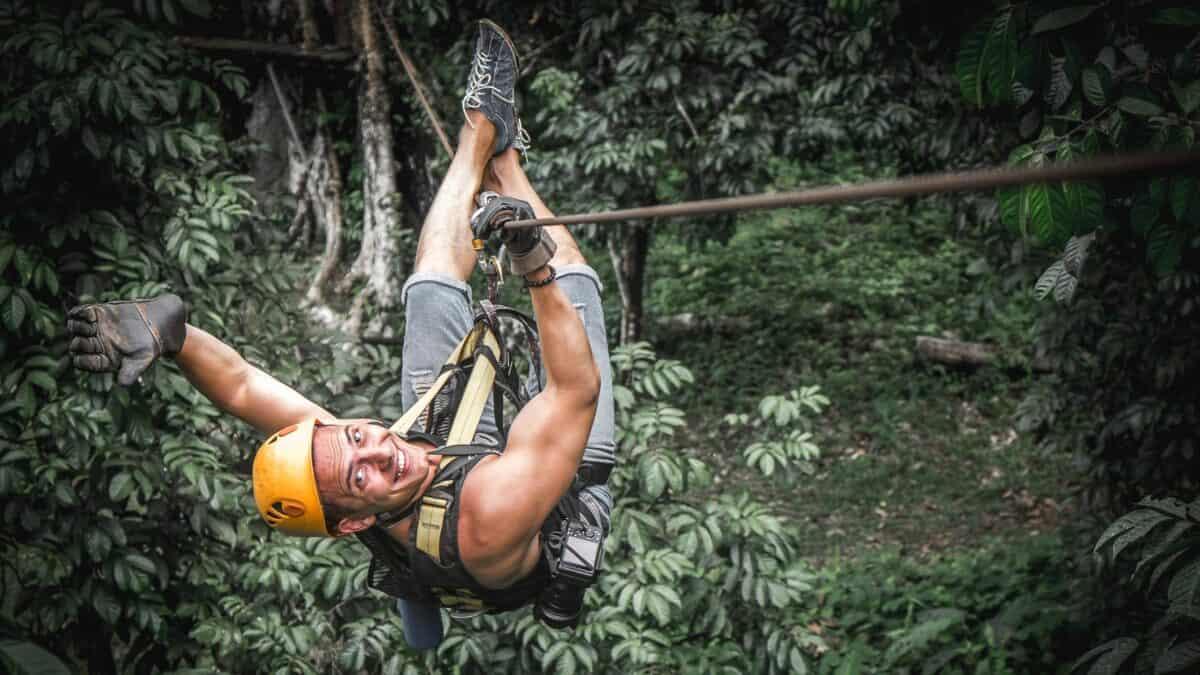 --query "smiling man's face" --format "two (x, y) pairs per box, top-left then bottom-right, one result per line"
(310, 420), (433, 534)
